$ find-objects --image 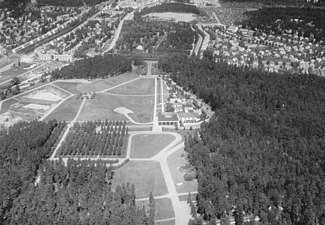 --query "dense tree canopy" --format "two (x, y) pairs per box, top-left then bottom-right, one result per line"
(0, 120), (66, 224)
(49, 54), (132, 80)
(159, 54), (325, 224)
(242, 7), (325, 43)
(0, 121), (153, 224)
